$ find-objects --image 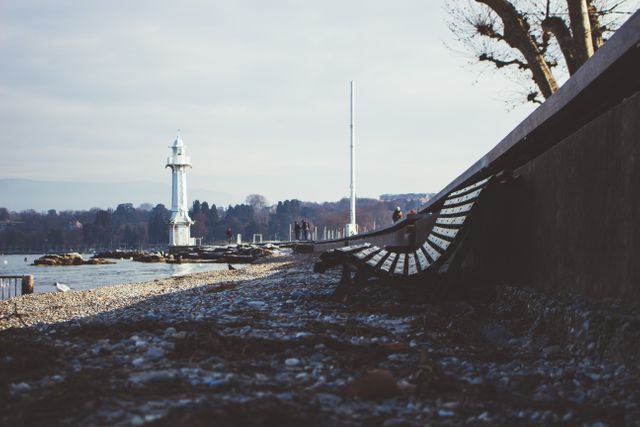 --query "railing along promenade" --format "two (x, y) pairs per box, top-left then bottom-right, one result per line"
(0, 275), (34, 300)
